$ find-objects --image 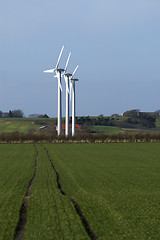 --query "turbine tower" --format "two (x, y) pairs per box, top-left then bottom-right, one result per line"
(62, 52), (72, 137)
(70, 66), (79, 136)
(44, 46), (64, 135)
